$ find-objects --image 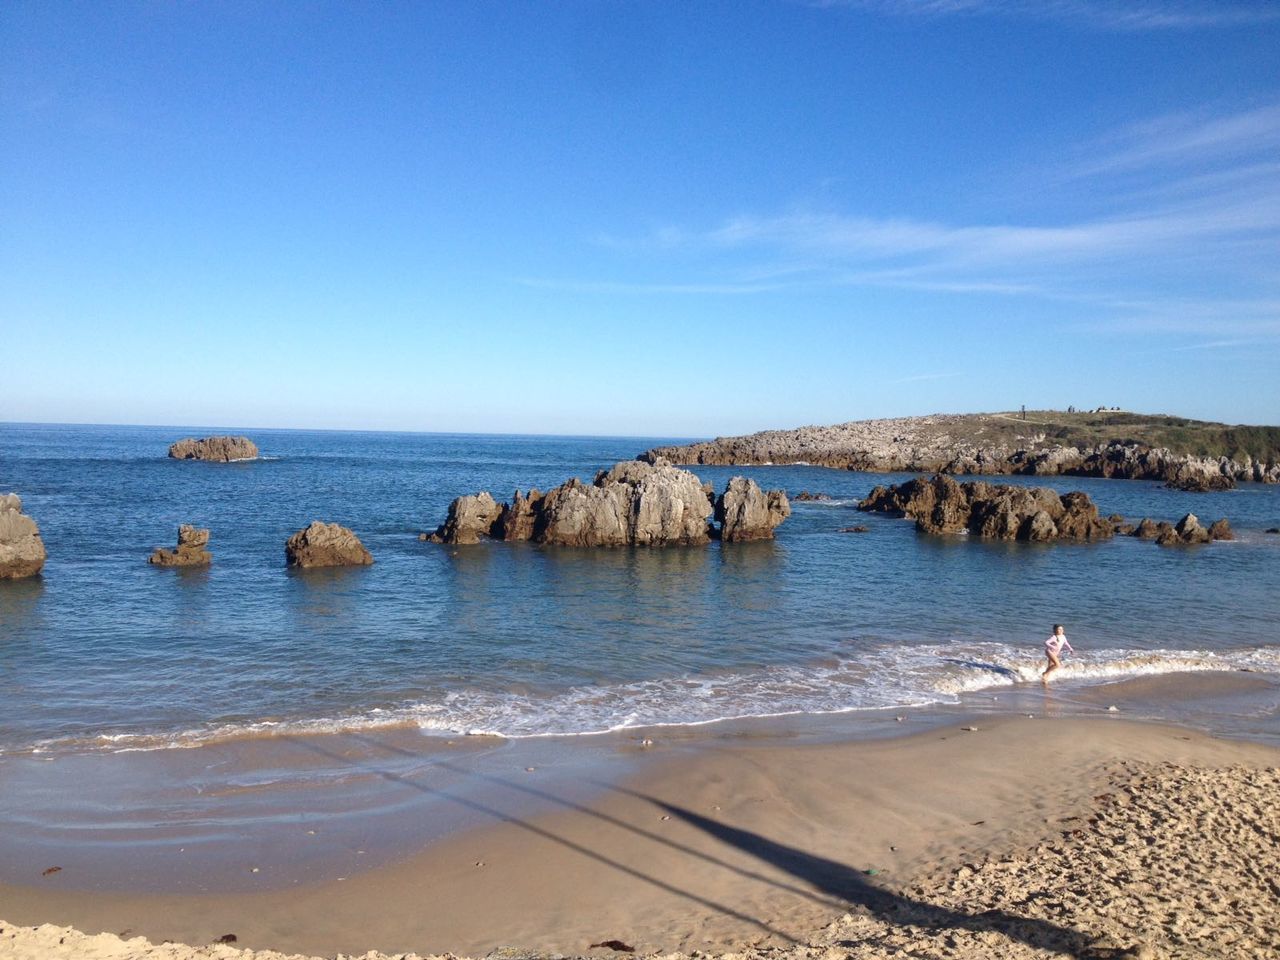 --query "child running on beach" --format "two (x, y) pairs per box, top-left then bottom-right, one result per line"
(1042, 624), (1073, 683)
